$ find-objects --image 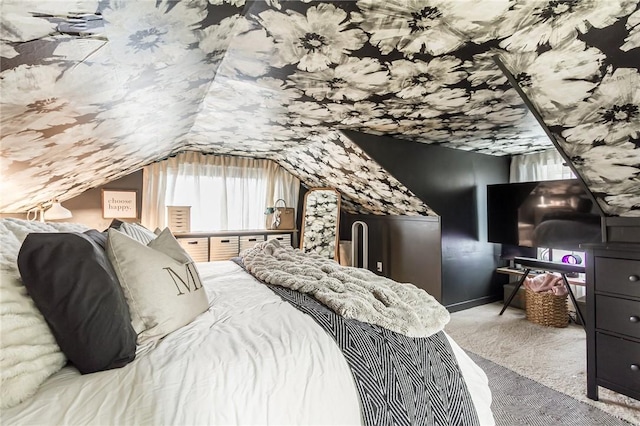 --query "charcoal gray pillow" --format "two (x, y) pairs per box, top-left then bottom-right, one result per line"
(17, 232), (137, 374)
(84, 228), (108, 249)
(106, 228), (209, 344)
